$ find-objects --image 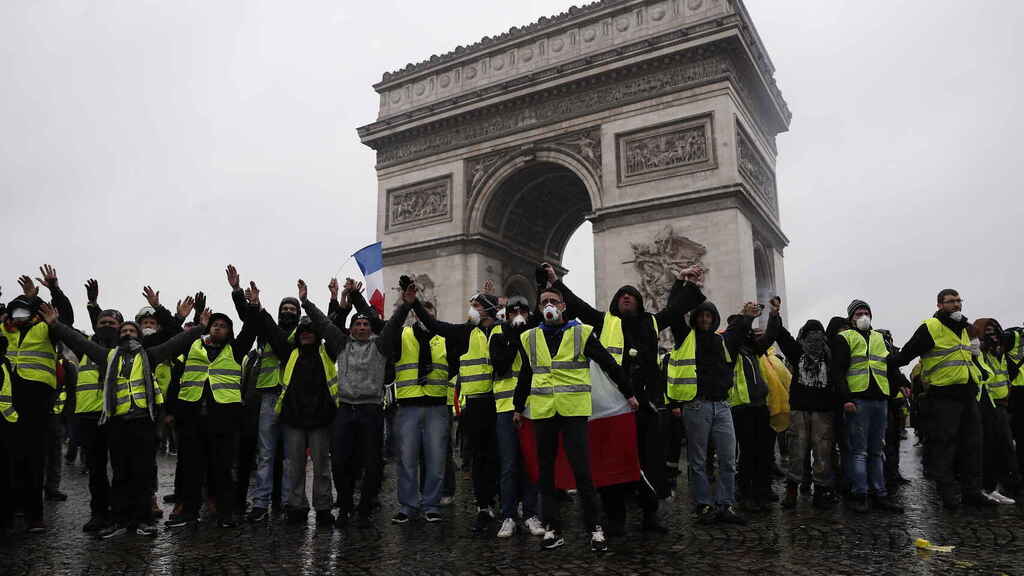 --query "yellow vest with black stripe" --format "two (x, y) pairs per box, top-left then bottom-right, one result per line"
(490, 326), (521, 413)
(179, 339), (243, 404)
(274, 345), (339, 414)
(76, 354), (103, 414)
(3, 322), (57, 388)
(395, 327), (448, 400)
(0, 362), (18, 423)
(255, 330), (296, 390)
(981, 351), (1010, 401)
(921, 318), (981, 387)
(521, 323), (593, 419)
(1008, 331), (1024, 388)
(666, 330), (698, 402)
(599, 312), (659, 366)
(104, 349), (163, 416)
(459, 327), (494, 397)
(839, 329), (891, 396)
